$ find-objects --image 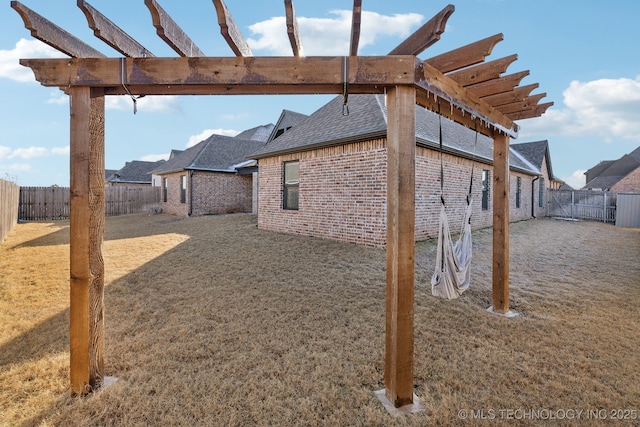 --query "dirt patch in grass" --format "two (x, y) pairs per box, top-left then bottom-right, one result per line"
(1, 214), (638, 426)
